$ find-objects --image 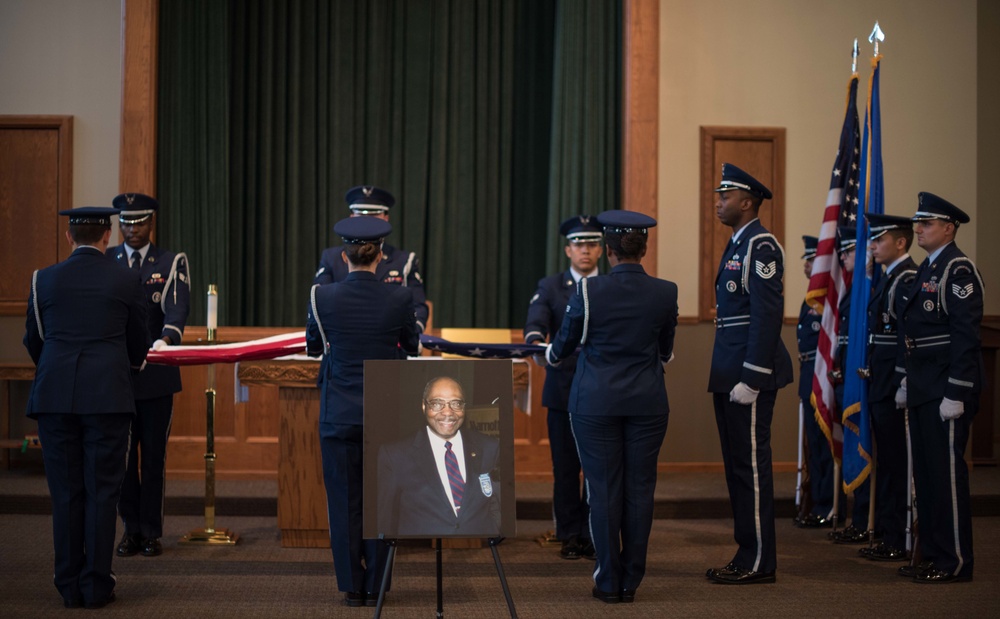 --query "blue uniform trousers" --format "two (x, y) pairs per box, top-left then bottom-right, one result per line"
(547, 408), (588, 541)
(802, 398), (835, 518)
(871, 397), (908, 549)
(909, 399), (975, 578)
(713, 391), (777, 574)
(119, 394), (173, 539)
(37, 413), (131, 606)
(320, 422), (388, 594)
(571, 413), (668, 593)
